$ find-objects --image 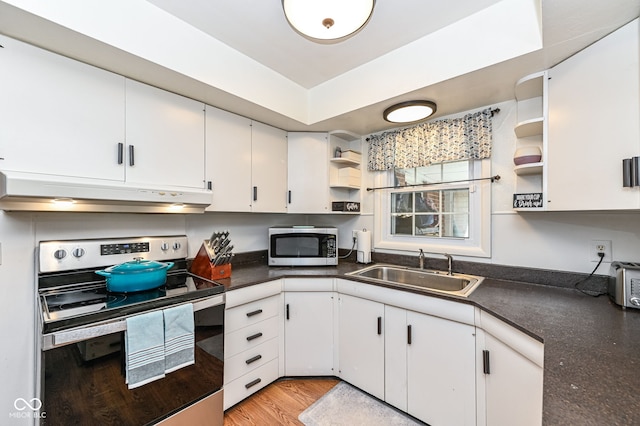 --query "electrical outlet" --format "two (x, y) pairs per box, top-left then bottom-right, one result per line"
(352, 230), (358, 240)
(590, 239), (612, 262)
